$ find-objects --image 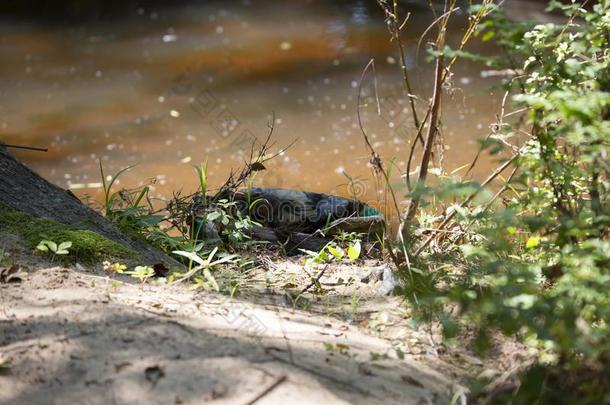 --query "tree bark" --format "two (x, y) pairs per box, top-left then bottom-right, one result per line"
(0, 146), (178, 266)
